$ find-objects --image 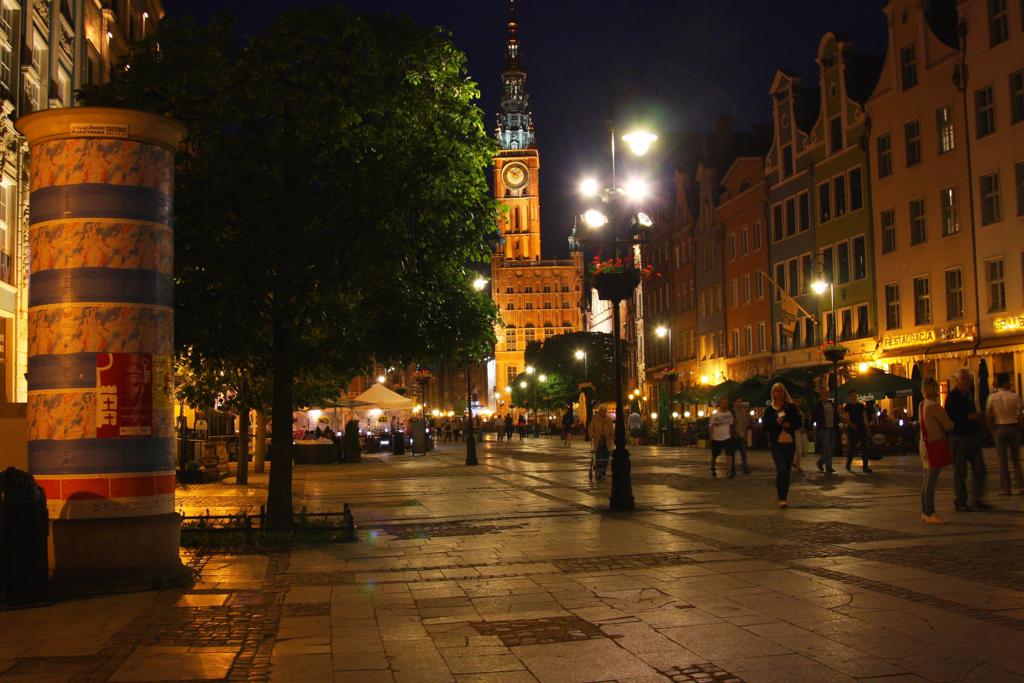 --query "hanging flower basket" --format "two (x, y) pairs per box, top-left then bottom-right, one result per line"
(821, 343), (848, 364)
(592, 270), (641, 301)
(413, 369), (433, 383)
